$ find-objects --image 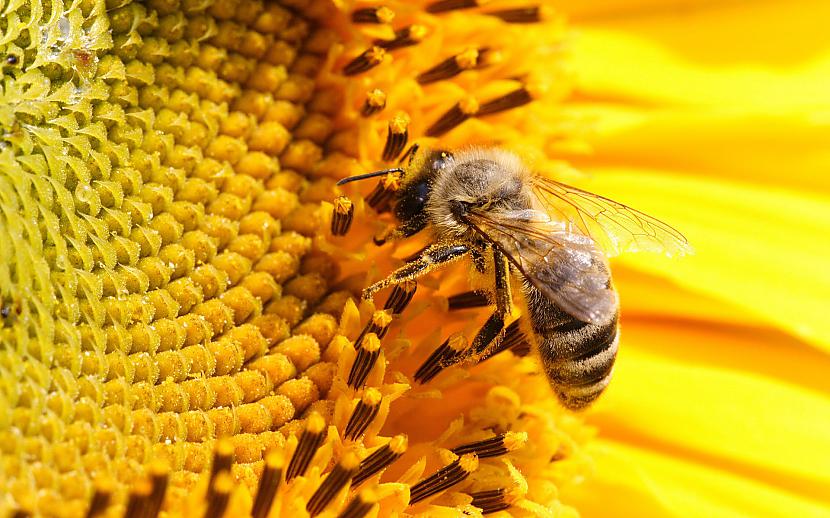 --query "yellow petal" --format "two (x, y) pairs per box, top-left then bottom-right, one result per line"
(570, 0), (830, 108)
(561, 107), (830, 193)
(561, 440), (830, 518)
(589, 320), (830, 500)
(575, 170), (830, 352)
